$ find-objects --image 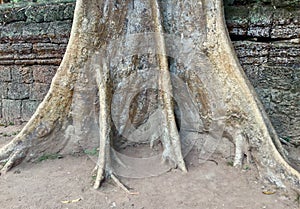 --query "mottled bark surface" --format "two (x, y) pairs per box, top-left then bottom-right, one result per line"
(0, 0), (299, 190)
(0, 1), (299, 145)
